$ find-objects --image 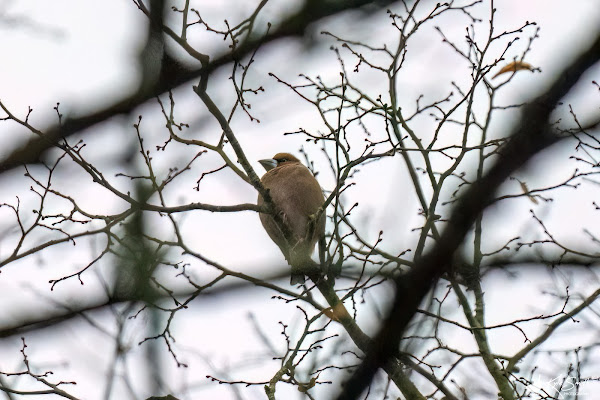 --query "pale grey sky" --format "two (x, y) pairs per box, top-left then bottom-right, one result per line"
(0, 1), (599, 399)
